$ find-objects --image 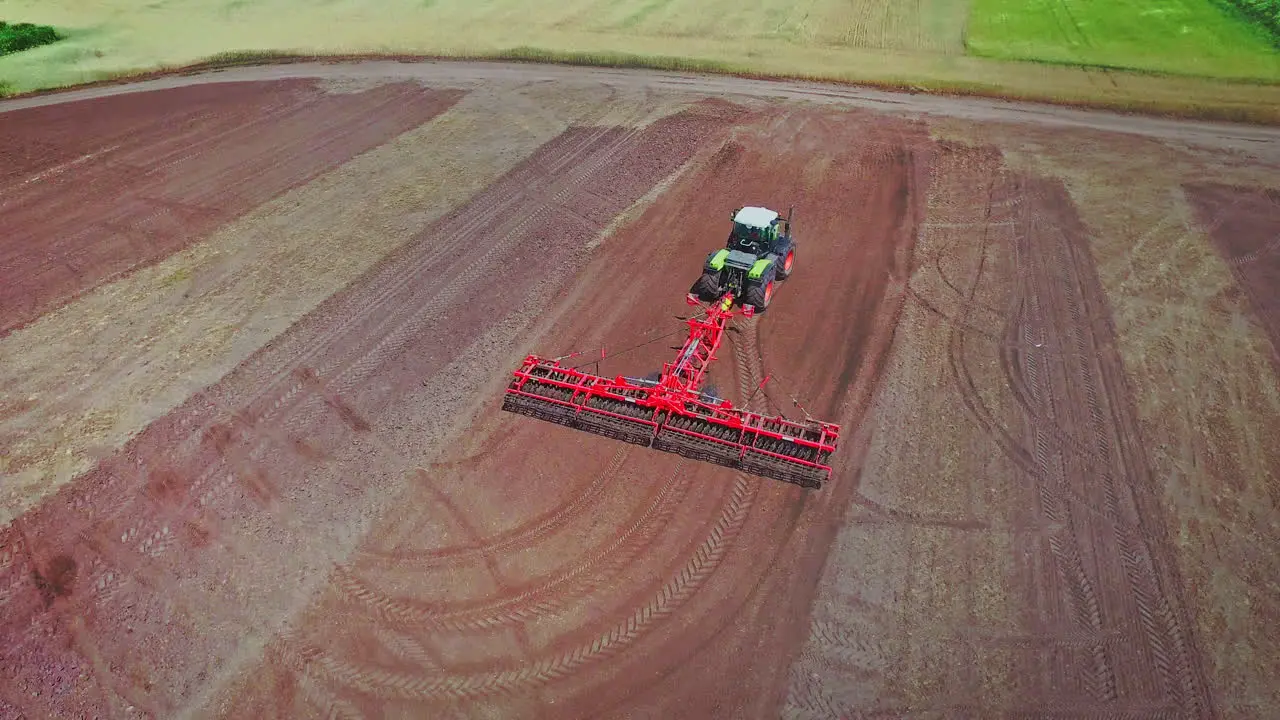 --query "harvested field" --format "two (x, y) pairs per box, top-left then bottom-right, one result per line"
(1, 66), (1278, 719)
(0, 80), (689, 528)
(0, 79), (462, 337)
